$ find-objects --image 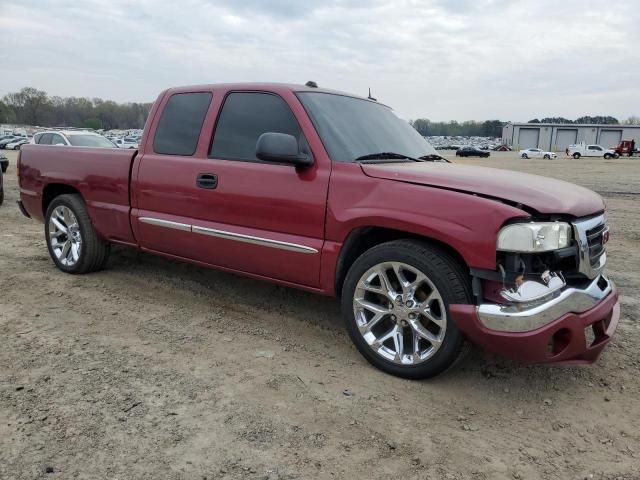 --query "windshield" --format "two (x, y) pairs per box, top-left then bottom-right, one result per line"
(67, 134), (116, 148)
(297, 92), (437, 162)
